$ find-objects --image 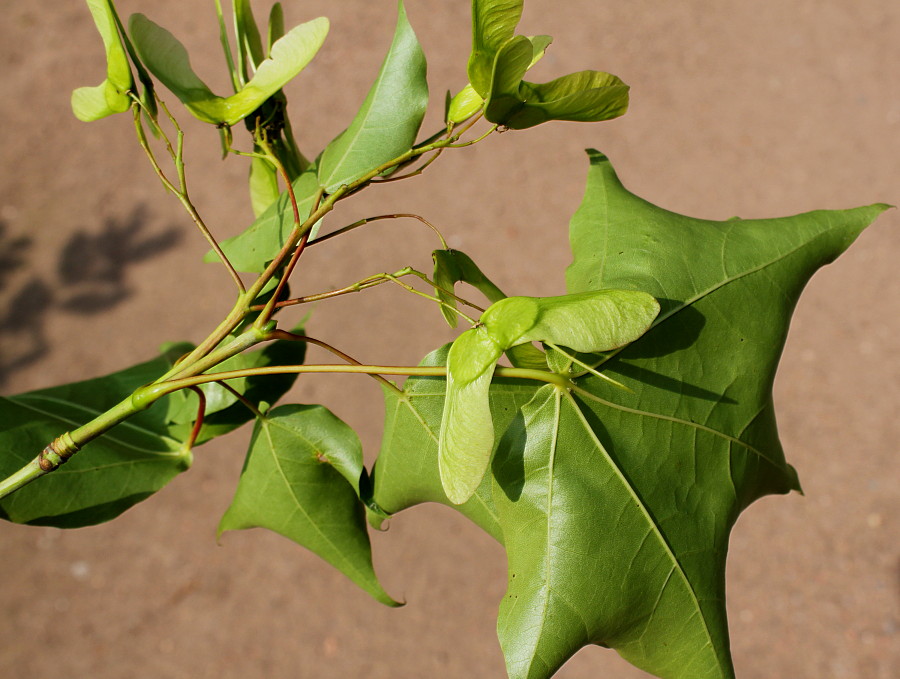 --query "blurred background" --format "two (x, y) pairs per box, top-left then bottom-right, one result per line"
(1, 1), (897, 677)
